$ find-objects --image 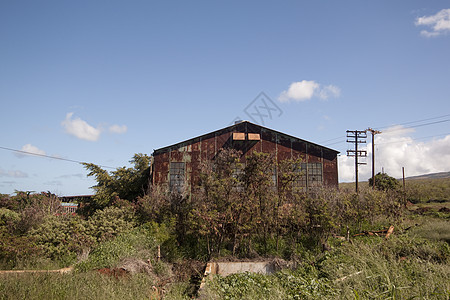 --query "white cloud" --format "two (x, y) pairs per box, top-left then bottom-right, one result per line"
(61, 113), (127, 141)
(44, 180), (63, 186)
(278, 80), (341, 102)
(109, 124), (128, 134)
(415, 8), (450, 37)
(318, 85), (341, 100)
(279, 80), (319, 102)
(339, 126), (450, 182)
(0, 168), (28, 178)
(15, 144), (46, 158)
(61, 112), (101, 141)
(58, 173), (84, 179)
